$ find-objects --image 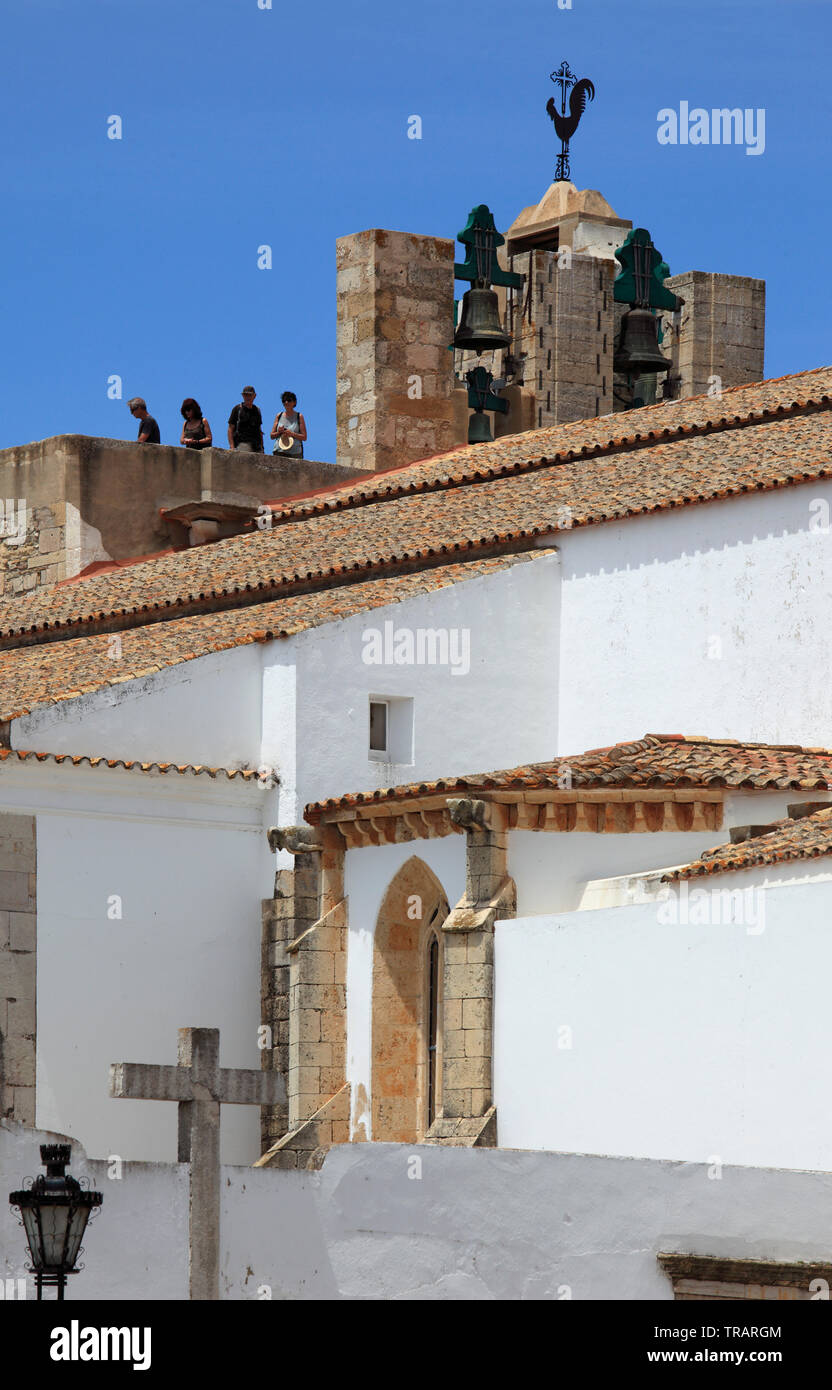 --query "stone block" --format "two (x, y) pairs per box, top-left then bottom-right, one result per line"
(444, 1056), (490, 1090)
(12, 1086), (35, 1127)
(5, 1035), (36, 1087)
(443, 998), (462, 1031)
(0, 815), (35, 843)
(299, 952), (335, 985)
(319, 1011), (344, 1045)
(445, 964), (493, 999)
(9, 912), (35, 953)
(0, 871), (34, 913)
(297, 1008), (321, 1042)
(443, 937), (468, 966)
(441, 1088), (471, 1119)
(0, 947), (34, 999)
(443, 1028), (466, 1059)
(462, 997), (492, 1030)
(464, 933), (493, 965)
(298, 1041), (332, 1068)
(303, 925), (341, 953)
(318, 1067), (344, 1096)
(470, 1089), (491, 1117)
(464, 1029), (492, 1059)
